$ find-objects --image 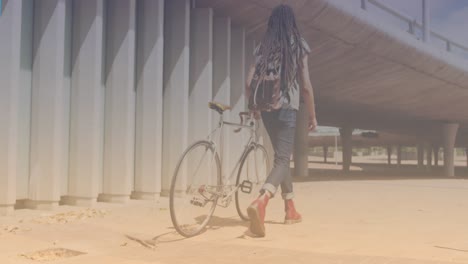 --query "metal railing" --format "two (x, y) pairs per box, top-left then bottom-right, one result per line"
(361, 0), (468, 57)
